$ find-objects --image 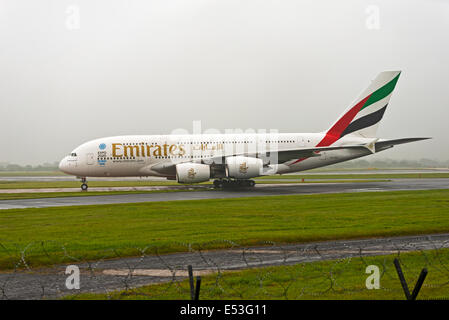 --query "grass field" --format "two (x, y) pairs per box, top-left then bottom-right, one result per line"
(0, 189), (208, 200)
(0, 189), (448, 270)
(68, 249), (449, 300)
